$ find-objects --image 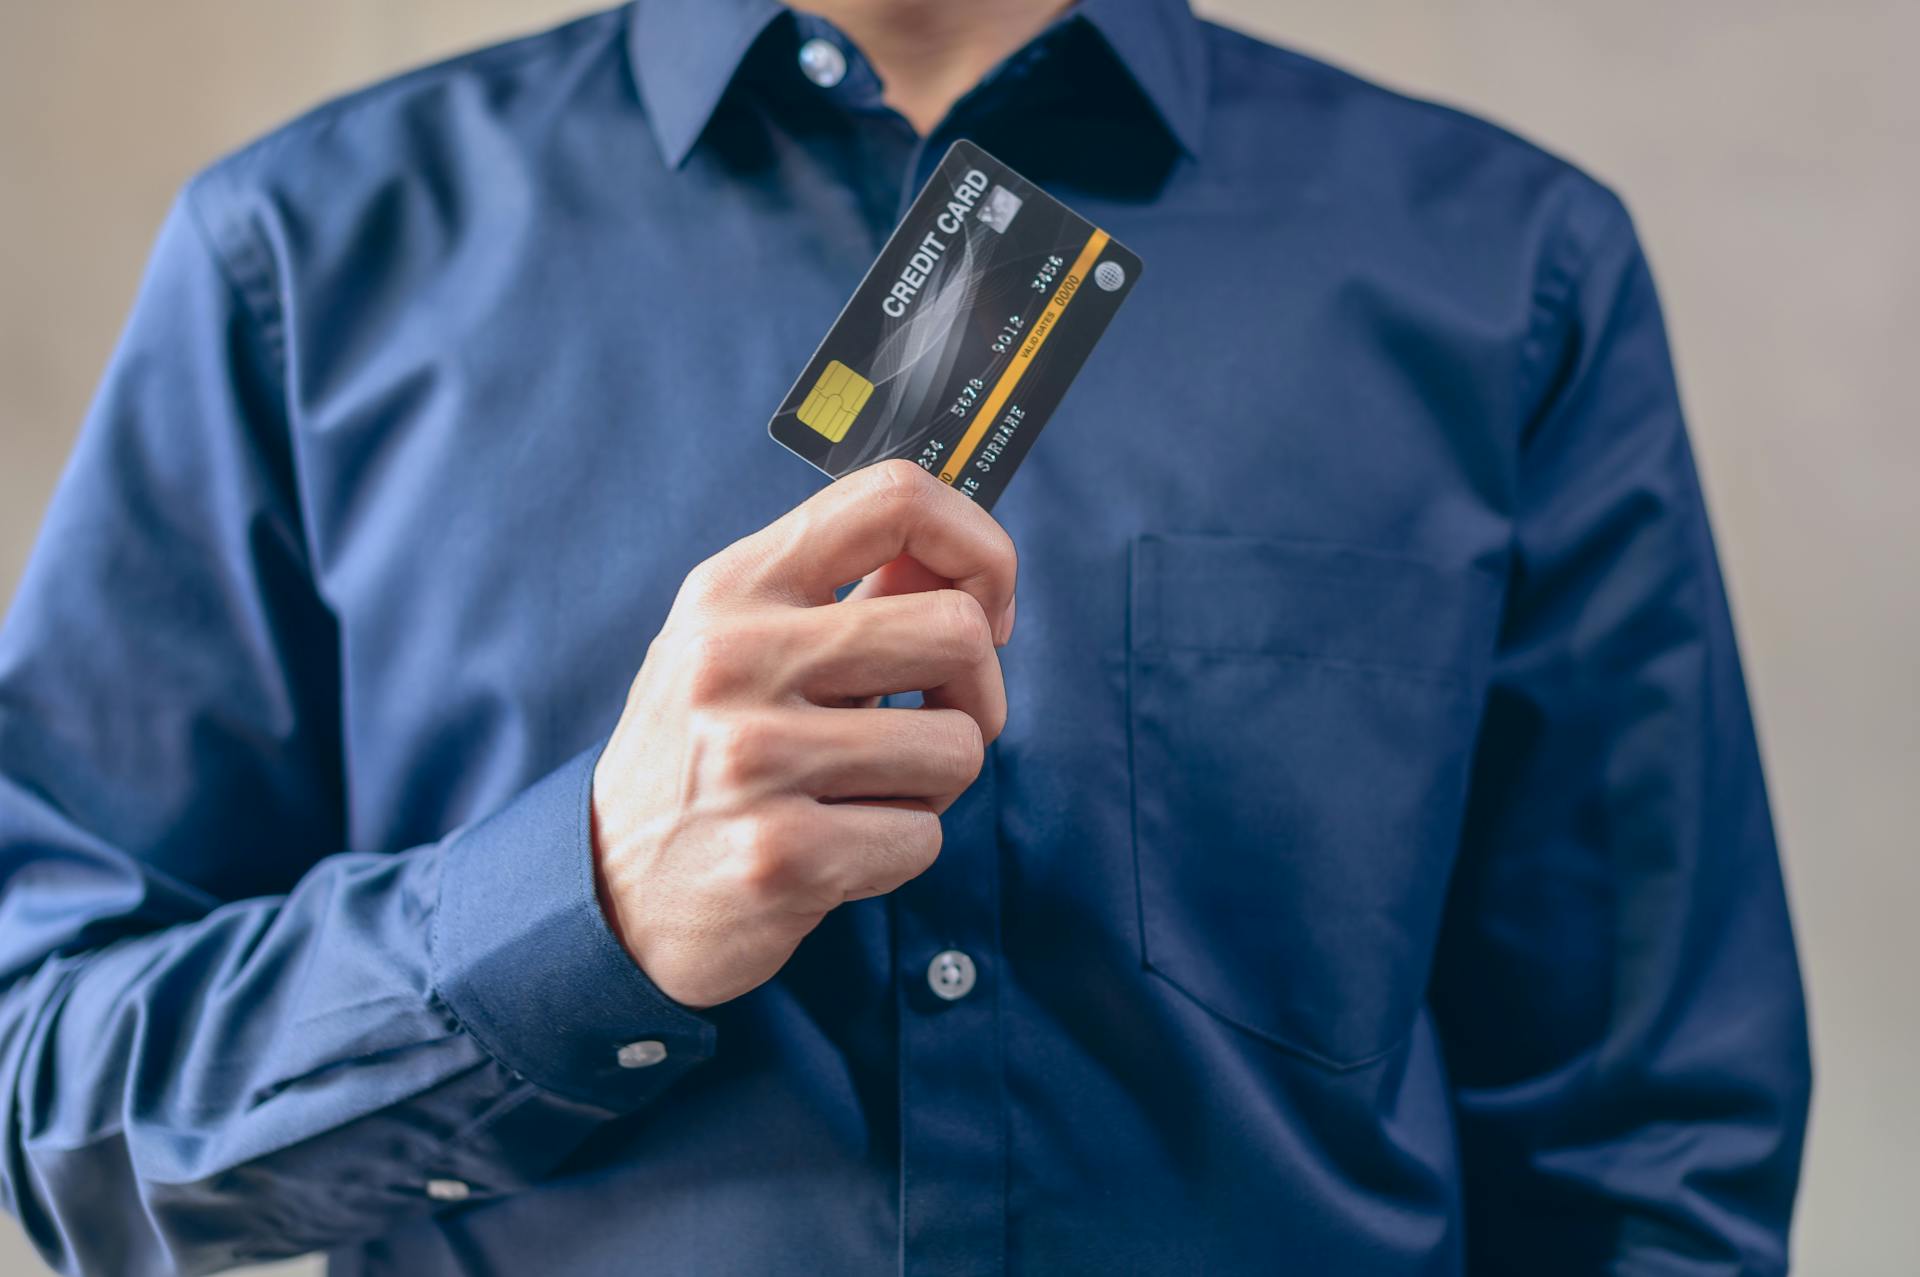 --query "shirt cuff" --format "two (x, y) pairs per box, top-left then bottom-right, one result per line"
(430, 743), (716, 1110)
